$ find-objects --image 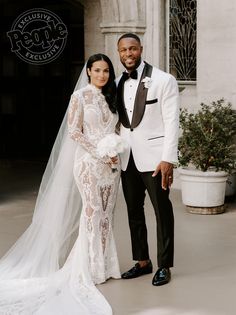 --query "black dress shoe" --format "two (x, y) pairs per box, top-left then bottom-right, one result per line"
(121, 260), (153, 279)
(152, 267), (171, 286)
